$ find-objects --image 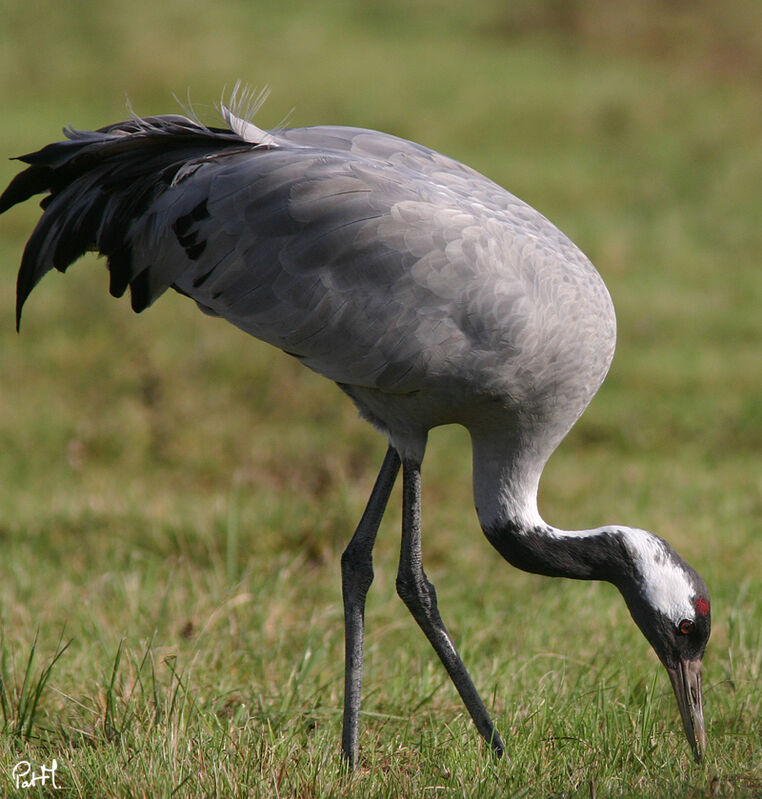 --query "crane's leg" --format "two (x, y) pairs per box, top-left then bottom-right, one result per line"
(341, 445), (401, 768)
(395, 458), (505, 757)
